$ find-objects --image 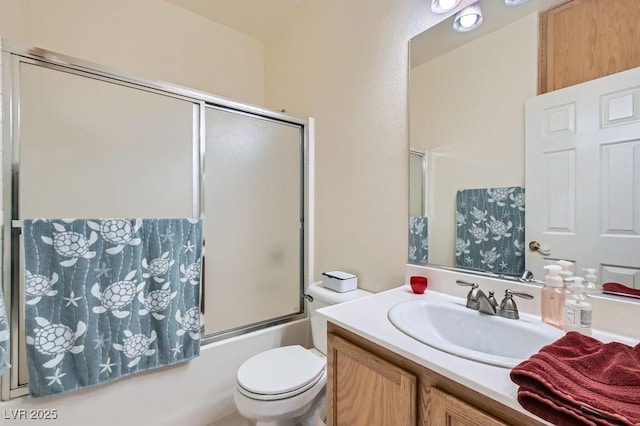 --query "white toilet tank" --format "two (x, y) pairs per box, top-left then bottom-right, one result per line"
(305, 283), (372, 355)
